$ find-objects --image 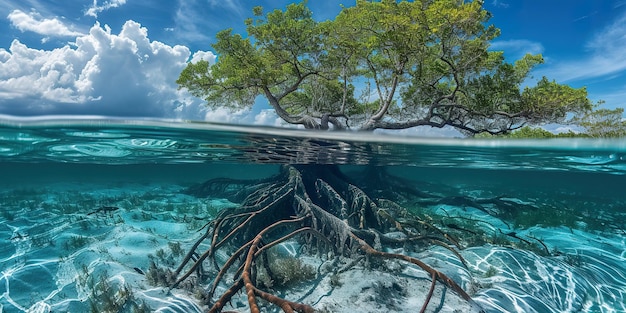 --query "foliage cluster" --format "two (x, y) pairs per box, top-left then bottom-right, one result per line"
(575, 107), (626, 138)
(477, 108), (626, 138)
(178, 0), (599, 136)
